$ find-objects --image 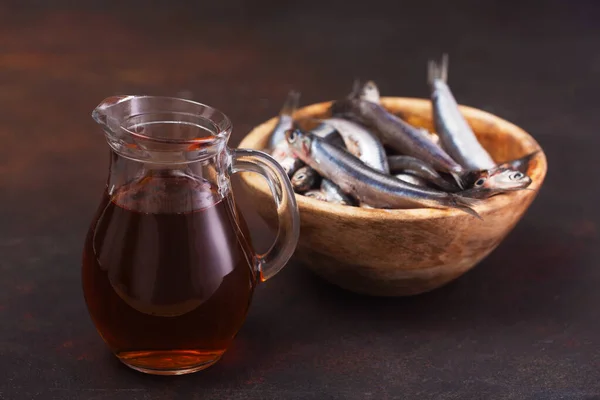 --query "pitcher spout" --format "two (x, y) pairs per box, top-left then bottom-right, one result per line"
(92, 95), (136, 133)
